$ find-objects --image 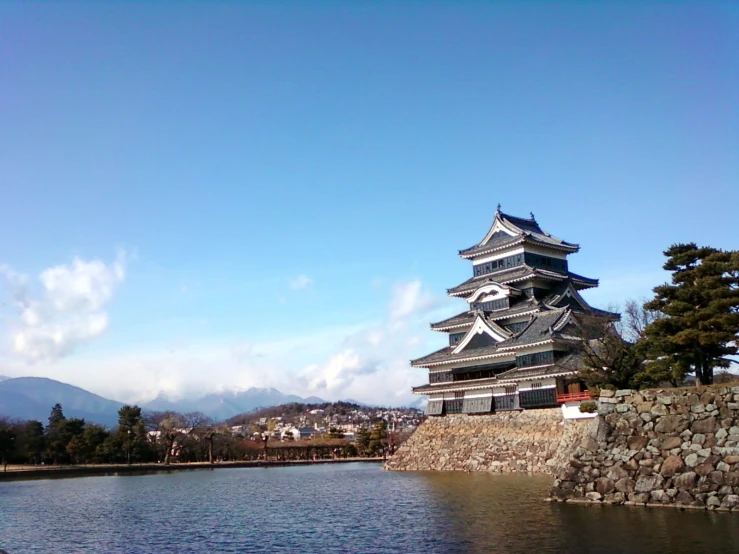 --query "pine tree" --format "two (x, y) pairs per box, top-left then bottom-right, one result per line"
(368, 422), (387, 456)
(48, 403), (66, 428)
(640, 244), (739, 385)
